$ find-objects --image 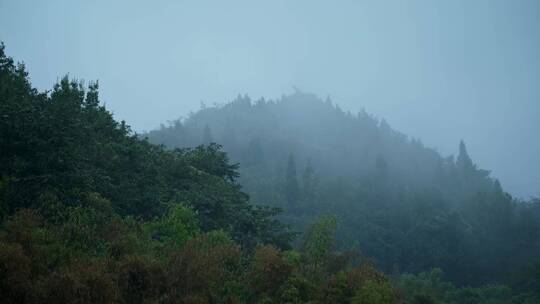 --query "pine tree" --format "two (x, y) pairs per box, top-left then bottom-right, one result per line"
(302, 158), (317, 202)
(83, 81), (98, 108)
(203, 124), (213, 145)
(285, 153), (299, 207)
(457, 140), (475, 173)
